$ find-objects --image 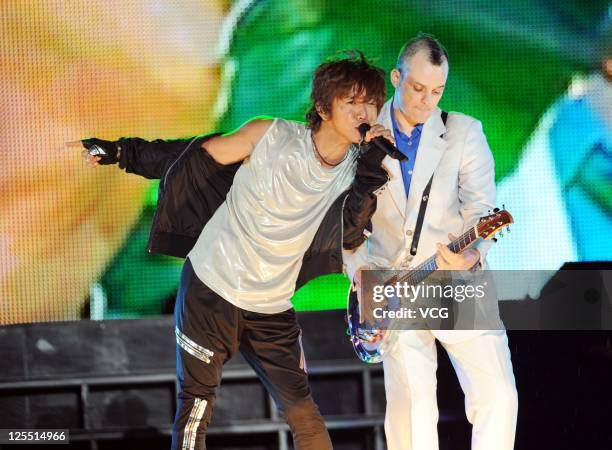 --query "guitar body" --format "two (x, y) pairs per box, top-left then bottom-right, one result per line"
(346, 287), (387, 363)
(345, 209), (514, 364)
